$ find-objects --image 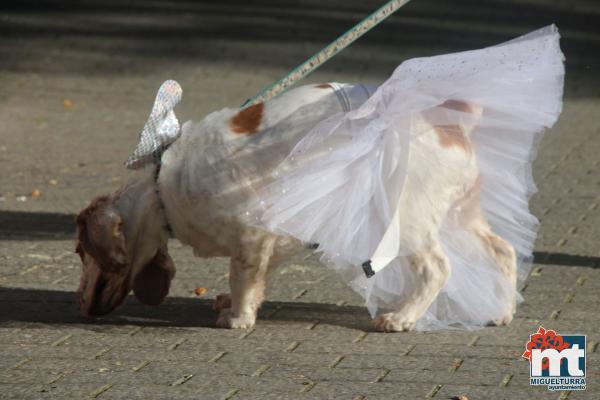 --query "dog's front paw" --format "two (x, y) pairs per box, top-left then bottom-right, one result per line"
(216, 308), (256, 329)
(374, 312), (416, 332)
